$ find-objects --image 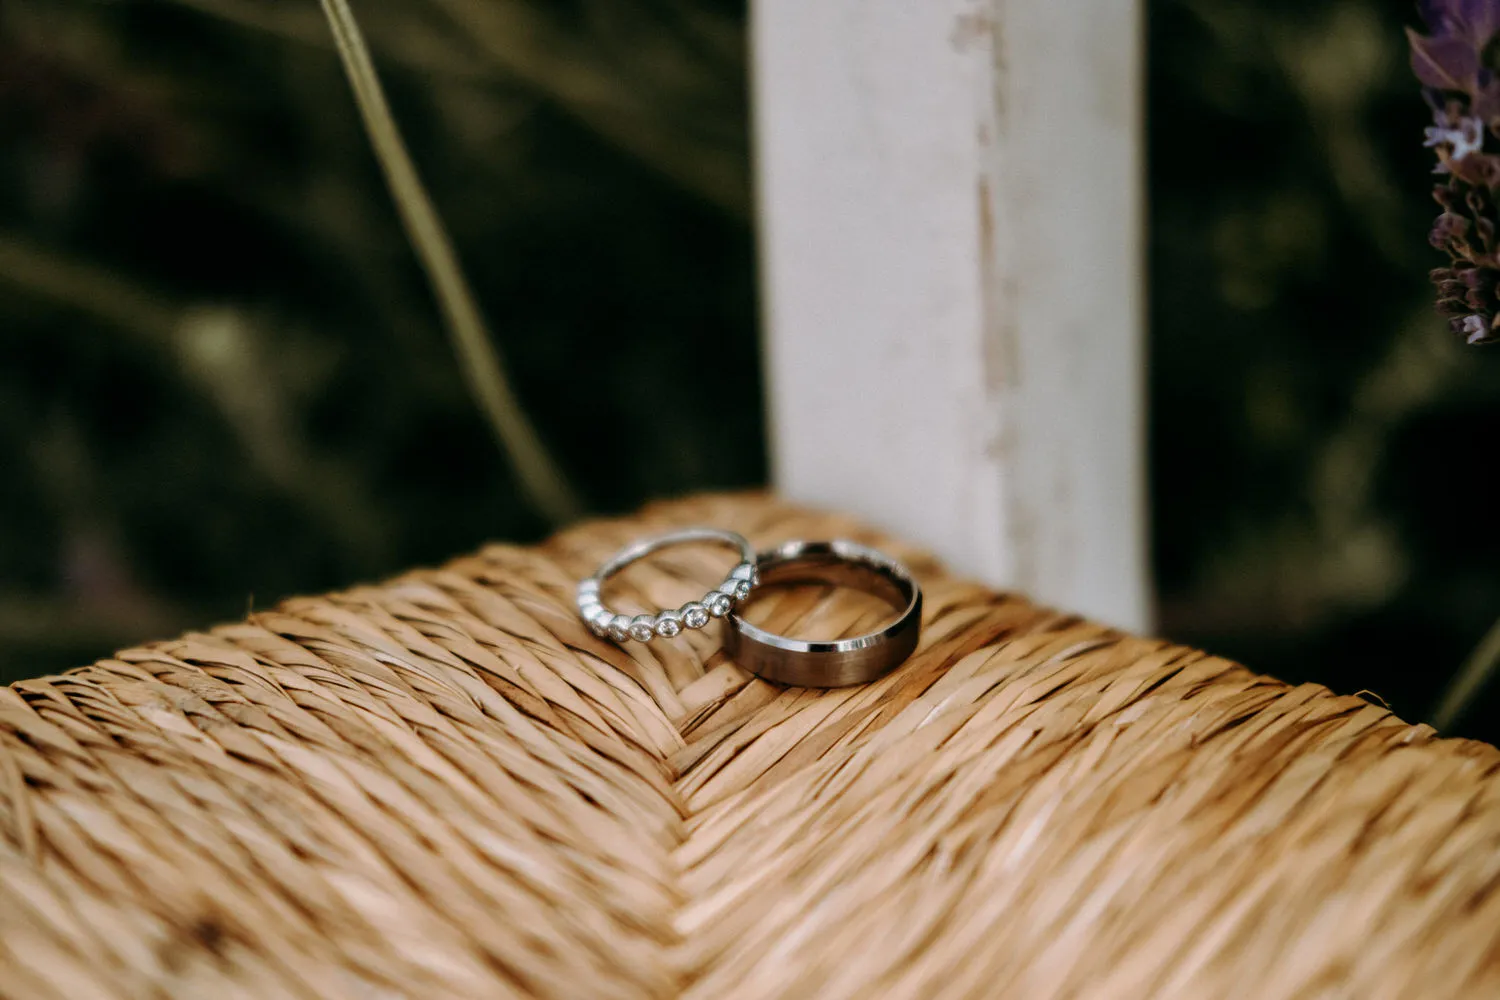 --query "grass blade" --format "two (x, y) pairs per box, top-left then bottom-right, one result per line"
(318, 0), (582, 525)
(1432, 613), (1500, 732)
